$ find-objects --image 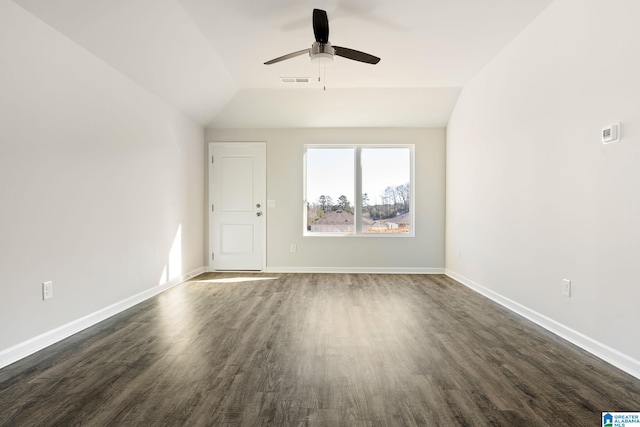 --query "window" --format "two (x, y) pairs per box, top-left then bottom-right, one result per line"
(304, 145), (414, 236)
